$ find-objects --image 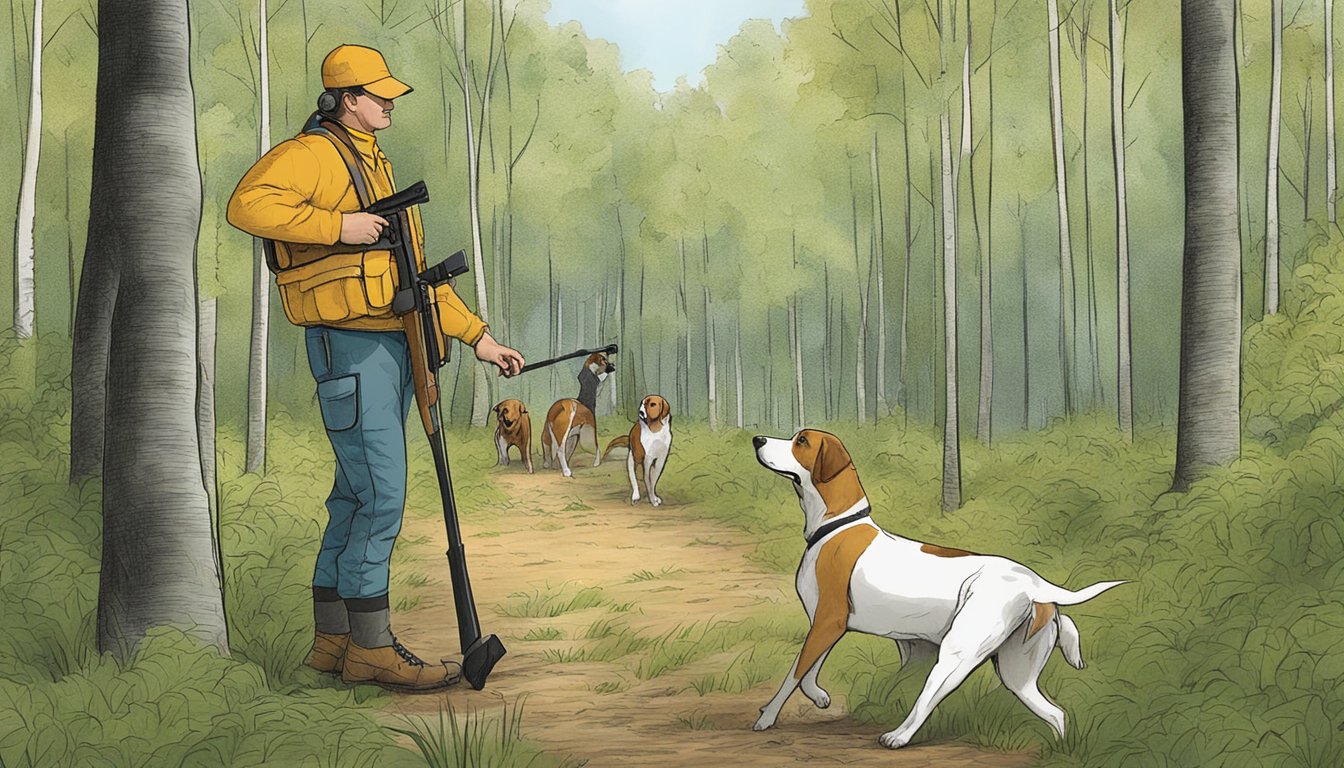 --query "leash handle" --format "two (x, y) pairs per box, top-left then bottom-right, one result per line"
(516, 344), (618, 375)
